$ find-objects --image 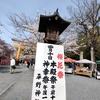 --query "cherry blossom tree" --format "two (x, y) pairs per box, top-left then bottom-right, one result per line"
(7, 10), (77, 58)
(7, 11), (82, 61)
(0, 38), (14, 58)
(61, 22), (80, 56)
